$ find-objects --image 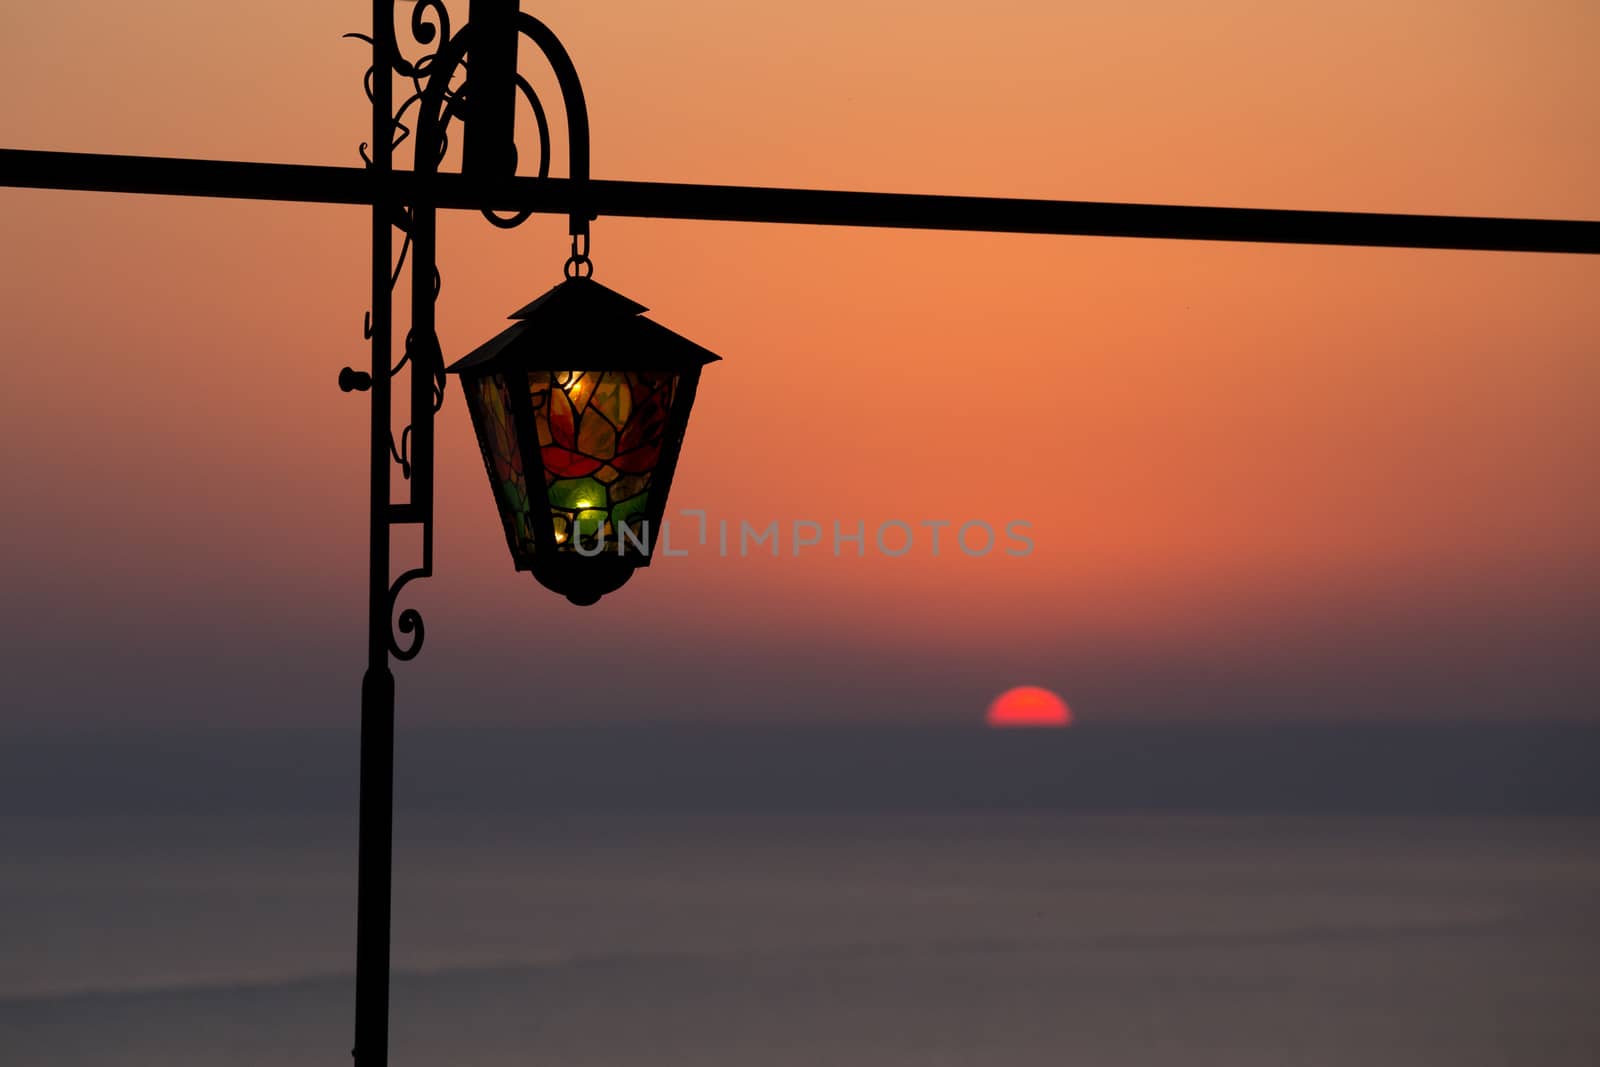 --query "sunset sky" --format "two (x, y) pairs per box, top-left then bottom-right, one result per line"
(0, 1), (1595, 728)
